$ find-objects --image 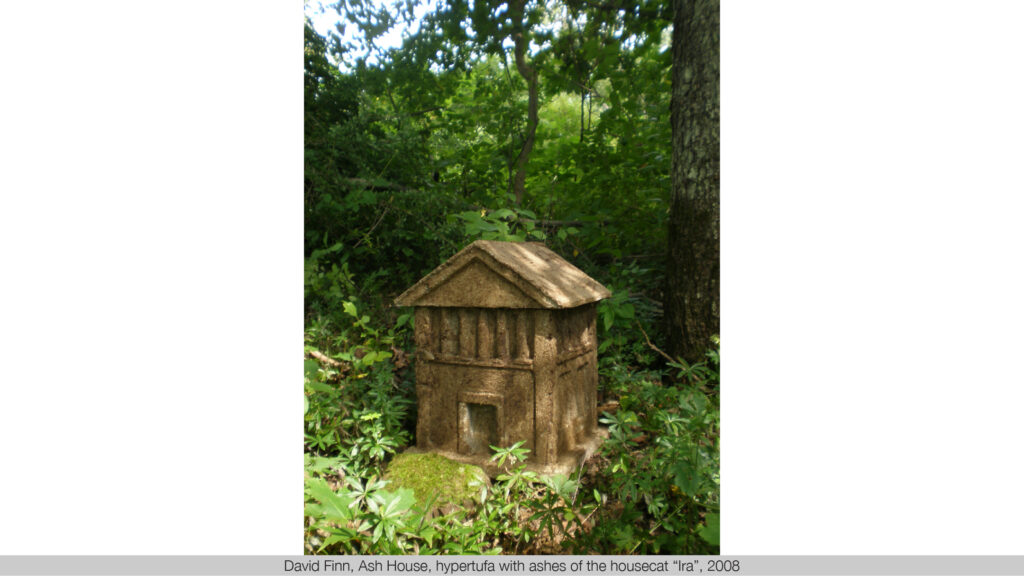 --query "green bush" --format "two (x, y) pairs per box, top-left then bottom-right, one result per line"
(588, 377), (720, 553)
(303, 329), (720, 555)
